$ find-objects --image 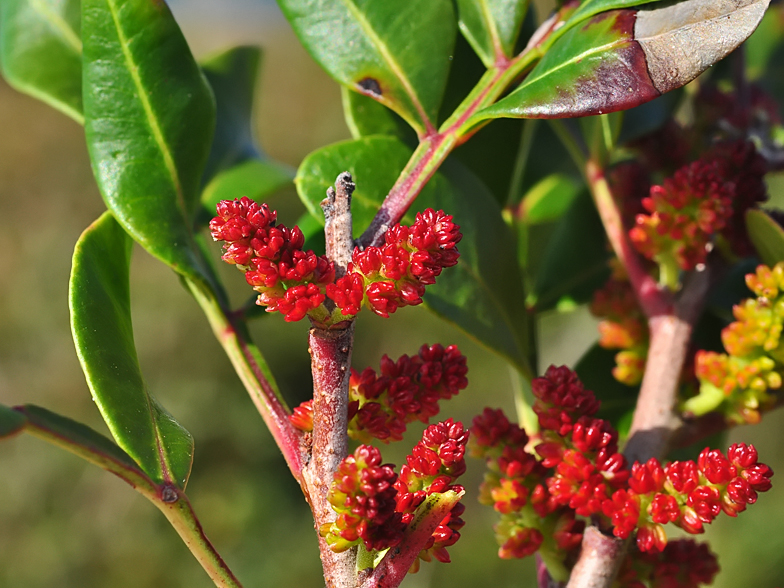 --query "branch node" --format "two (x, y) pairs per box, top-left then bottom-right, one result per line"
(322, 172), (355, 278)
